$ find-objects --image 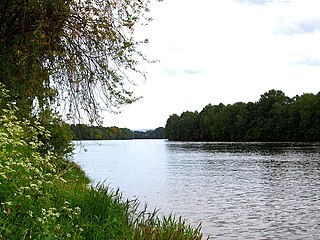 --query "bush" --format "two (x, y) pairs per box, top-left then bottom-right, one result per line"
(0, 85), (203, 239)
